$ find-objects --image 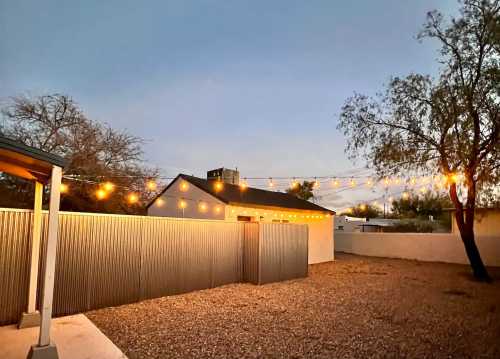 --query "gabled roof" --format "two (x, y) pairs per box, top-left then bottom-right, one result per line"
(147, 174), (335, 214)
